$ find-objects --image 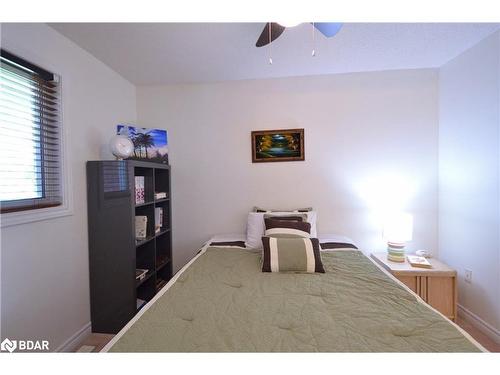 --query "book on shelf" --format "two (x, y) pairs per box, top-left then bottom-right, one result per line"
(155, 192), (167, 200)
(136, 268), (148, 280)
(154, 207), (163, 233)
(136, 298), (146, 309)
(135, 176), (145, 204)
(407, 255), (432, 269)
(135, 215), (148, 240)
